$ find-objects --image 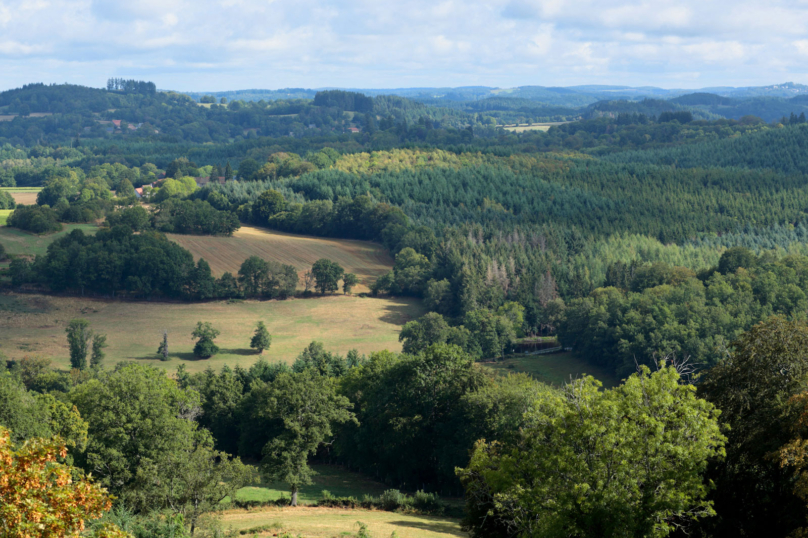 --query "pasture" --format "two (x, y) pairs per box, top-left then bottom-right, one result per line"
(217, 507), (465, 538)
(167, 226), (393, 293)
(0, 293), (424, 372)
(231, 464), (389, 505)
(0, 223), (97, 257)
(483, 351), (621, 388)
